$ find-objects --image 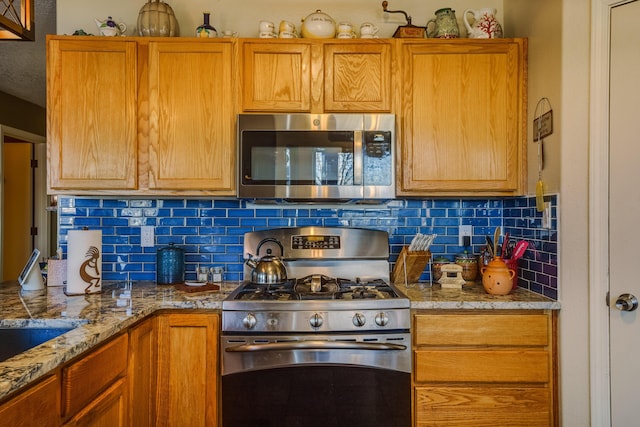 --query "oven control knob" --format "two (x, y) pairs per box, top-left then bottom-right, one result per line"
(243, 313), (257, 330)
(375, 312), (389, 327)
(352, 313), (366, 327)
(309, 313), (324, 329)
